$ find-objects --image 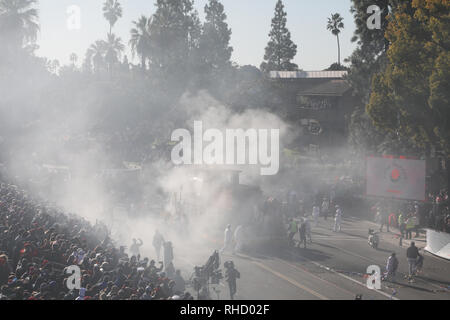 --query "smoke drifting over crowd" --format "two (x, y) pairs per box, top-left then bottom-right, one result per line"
(0, 56), (298, 261)
(3, 0), (447, 304)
